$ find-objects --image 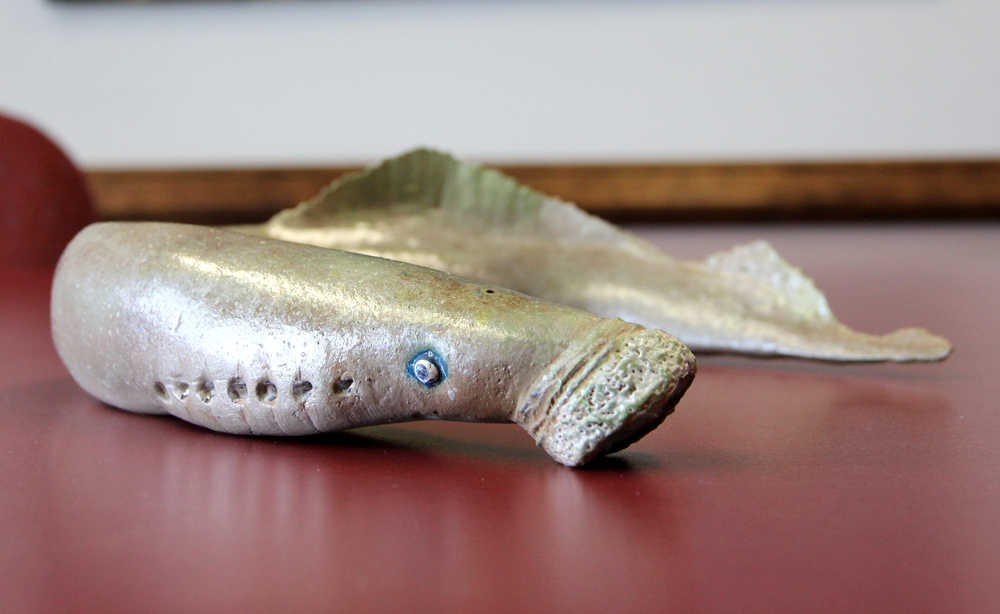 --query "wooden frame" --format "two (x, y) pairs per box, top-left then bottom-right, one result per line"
(86, 159), (1000, 223)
